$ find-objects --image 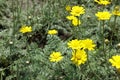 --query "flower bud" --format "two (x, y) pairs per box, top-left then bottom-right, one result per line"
(26, 61), (30, 64)
(117, 43), (120, 48)
(28, 16), (31, 19)
(87, 15), (91, 19)
(65, 5), (71, 12)
(104, 39), (109, 44)
(9, 41), (13, 44)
